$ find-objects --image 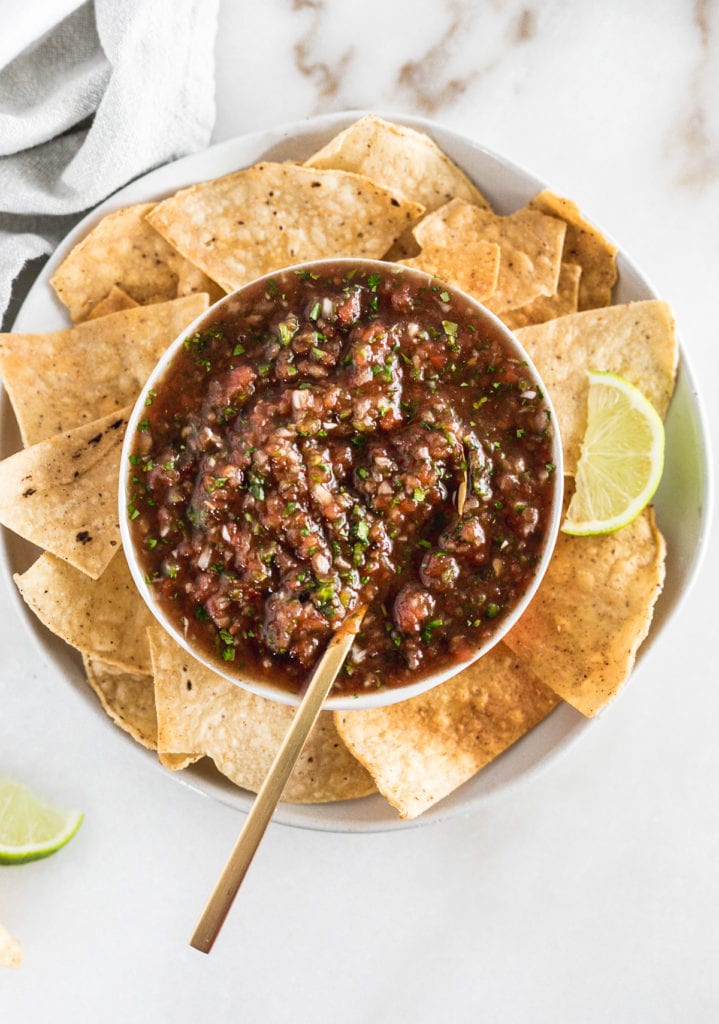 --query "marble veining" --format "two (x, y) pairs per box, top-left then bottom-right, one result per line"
(292, 0), (353, 102)
(286, 0), (540, 119)
(677, 0), (719, 188)
(396, 2), (537, 114)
